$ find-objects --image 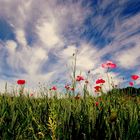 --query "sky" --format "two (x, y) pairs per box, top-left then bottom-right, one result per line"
(0, 0), (140, 93)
